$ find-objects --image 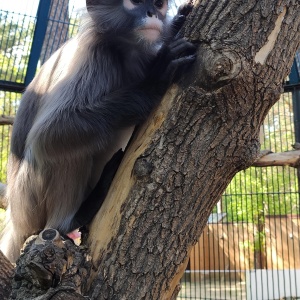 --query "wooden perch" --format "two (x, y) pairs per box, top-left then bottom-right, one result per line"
(253, 150), (300, 168)
(0, 115), (14, 126)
